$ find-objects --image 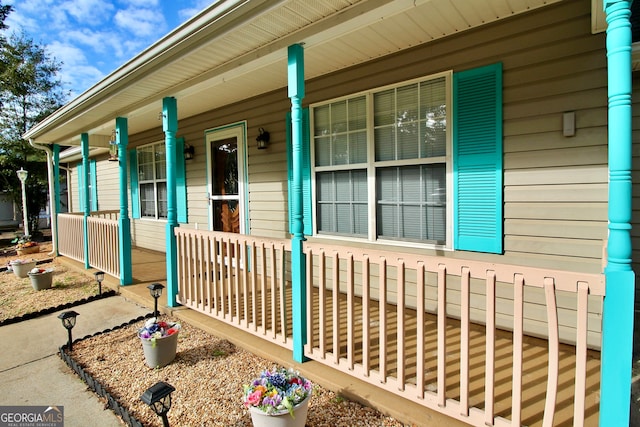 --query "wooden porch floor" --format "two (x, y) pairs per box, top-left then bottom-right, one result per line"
(87, 247), (601, 426)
